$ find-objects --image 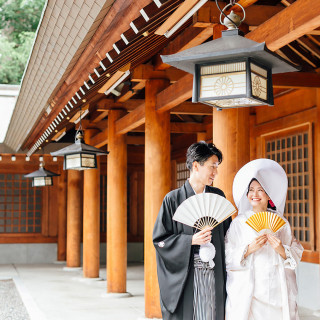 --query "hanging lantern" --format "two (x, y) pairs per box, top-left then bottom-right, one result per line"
(51, 103), (109, 170)
(161, 5), (299, 110)
(24, 162), (60, 187)
(51, 131), (108, 170)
